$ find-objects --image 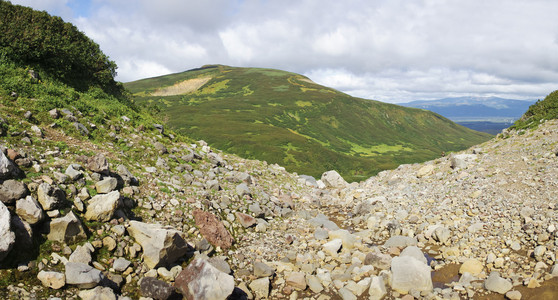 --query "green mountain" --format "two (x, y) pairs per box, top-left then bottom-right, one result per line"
(512, 90), (558, 130)
(126, 65), (492, 181)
